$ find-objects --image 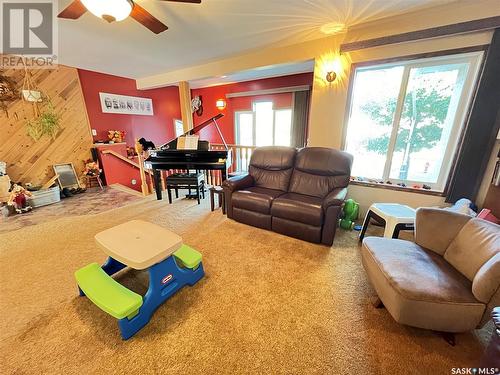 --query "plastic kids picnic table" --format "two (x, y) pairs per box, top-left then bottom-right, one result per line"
(75, 220), (204, 339)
